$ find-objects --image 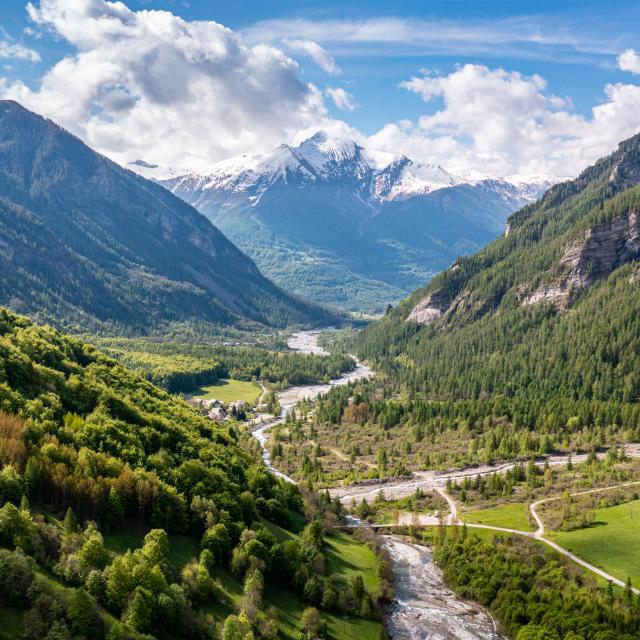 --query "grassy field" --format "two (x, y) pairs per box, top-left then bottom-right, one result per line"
(191, 378), (261, 404)
(551, 499), (640, 585)
(463, 502), (533, 532)
(325, 531), (380, 592)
